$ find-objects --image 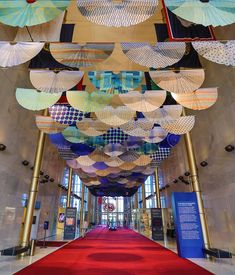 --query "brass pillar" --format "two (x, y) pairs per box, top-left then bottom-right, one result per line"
(21, 109), (48, 247)
(154, 168), (161, 208)
(87, 190), (91, 226)
(141, 183), (146, 209)
(79, 183), (85, 232)
(66, 167), (73, 208)
(134, 193), (138, 209)
(183, 108), (210, 249)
